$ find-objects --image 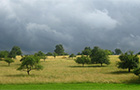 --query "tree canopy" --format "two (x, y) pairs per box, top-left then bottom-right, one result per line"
(82, 47), (92, 56)
(17, 56), (43, 75)
(90, 46), (110, 66)
(69, 53), (76, 59)
(8, 46), (22, 58)
(134, 68), (140, 76)
(46, 52), (53, 56)
(34, 51), (47, 61)
(105, 50), (113, 55)
(117, 51), (139, 72)
(54, 44), (65, 55)
(115, 48), (122, 55)
(4, 58), (14, 66)
(0, 51), (9, 58)
(75, 55), (91, 66)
